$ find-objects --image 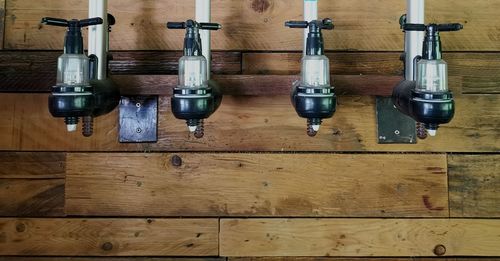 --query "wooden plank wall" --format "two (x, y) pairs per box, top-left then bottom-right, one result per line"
(0, 0), (499, 259)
